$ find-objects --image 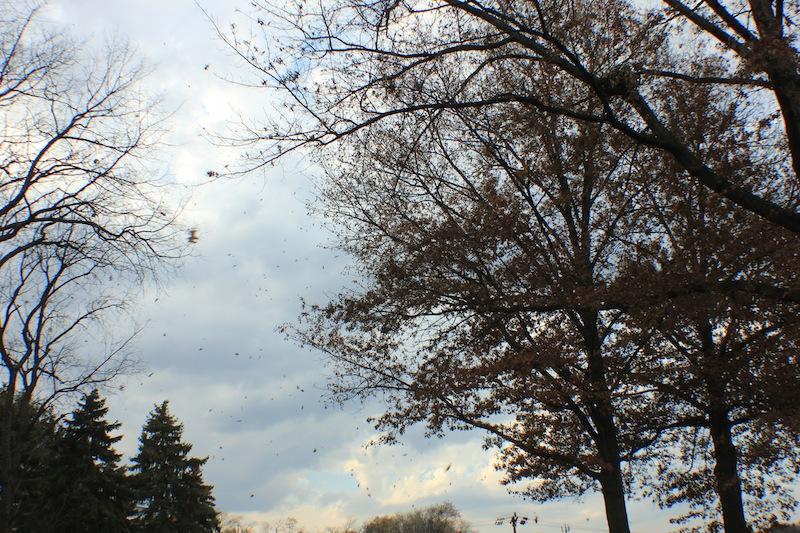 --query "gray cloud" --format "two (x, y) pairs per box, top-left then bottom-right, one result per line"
(38, 1), (685, 531)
